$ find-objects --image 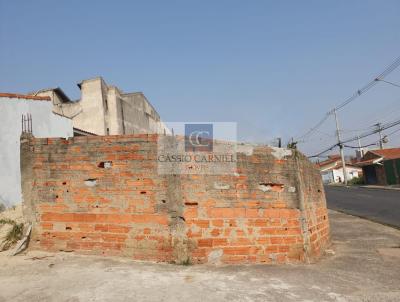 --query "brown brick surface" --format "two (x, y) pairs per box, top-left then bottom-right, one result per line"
(21, 134), (330, 264)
